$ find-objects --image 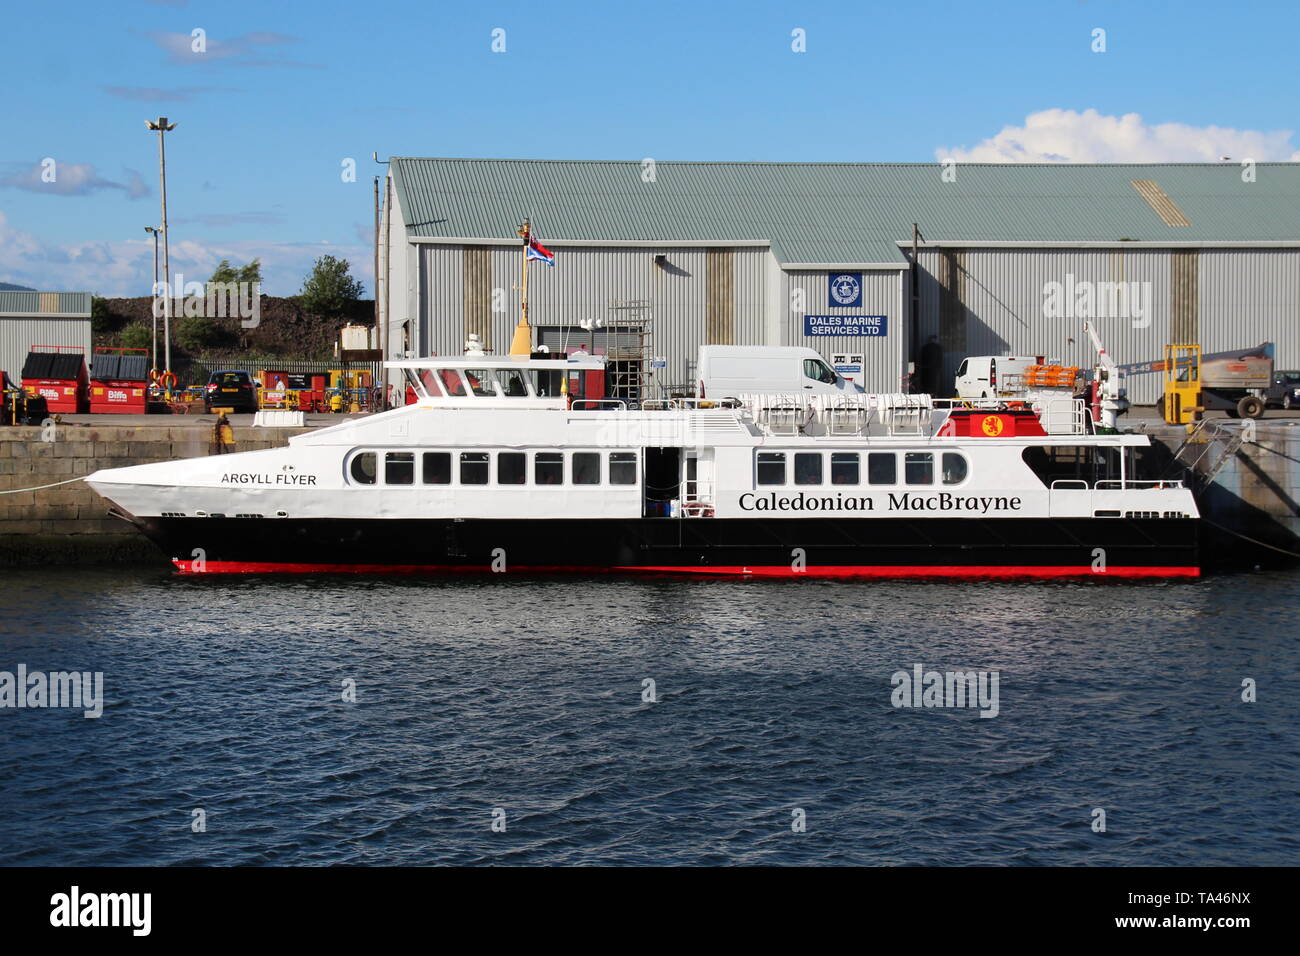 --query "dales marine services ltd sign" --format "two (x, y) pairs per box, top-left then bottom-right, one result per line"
(804, 314), (888, 336)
